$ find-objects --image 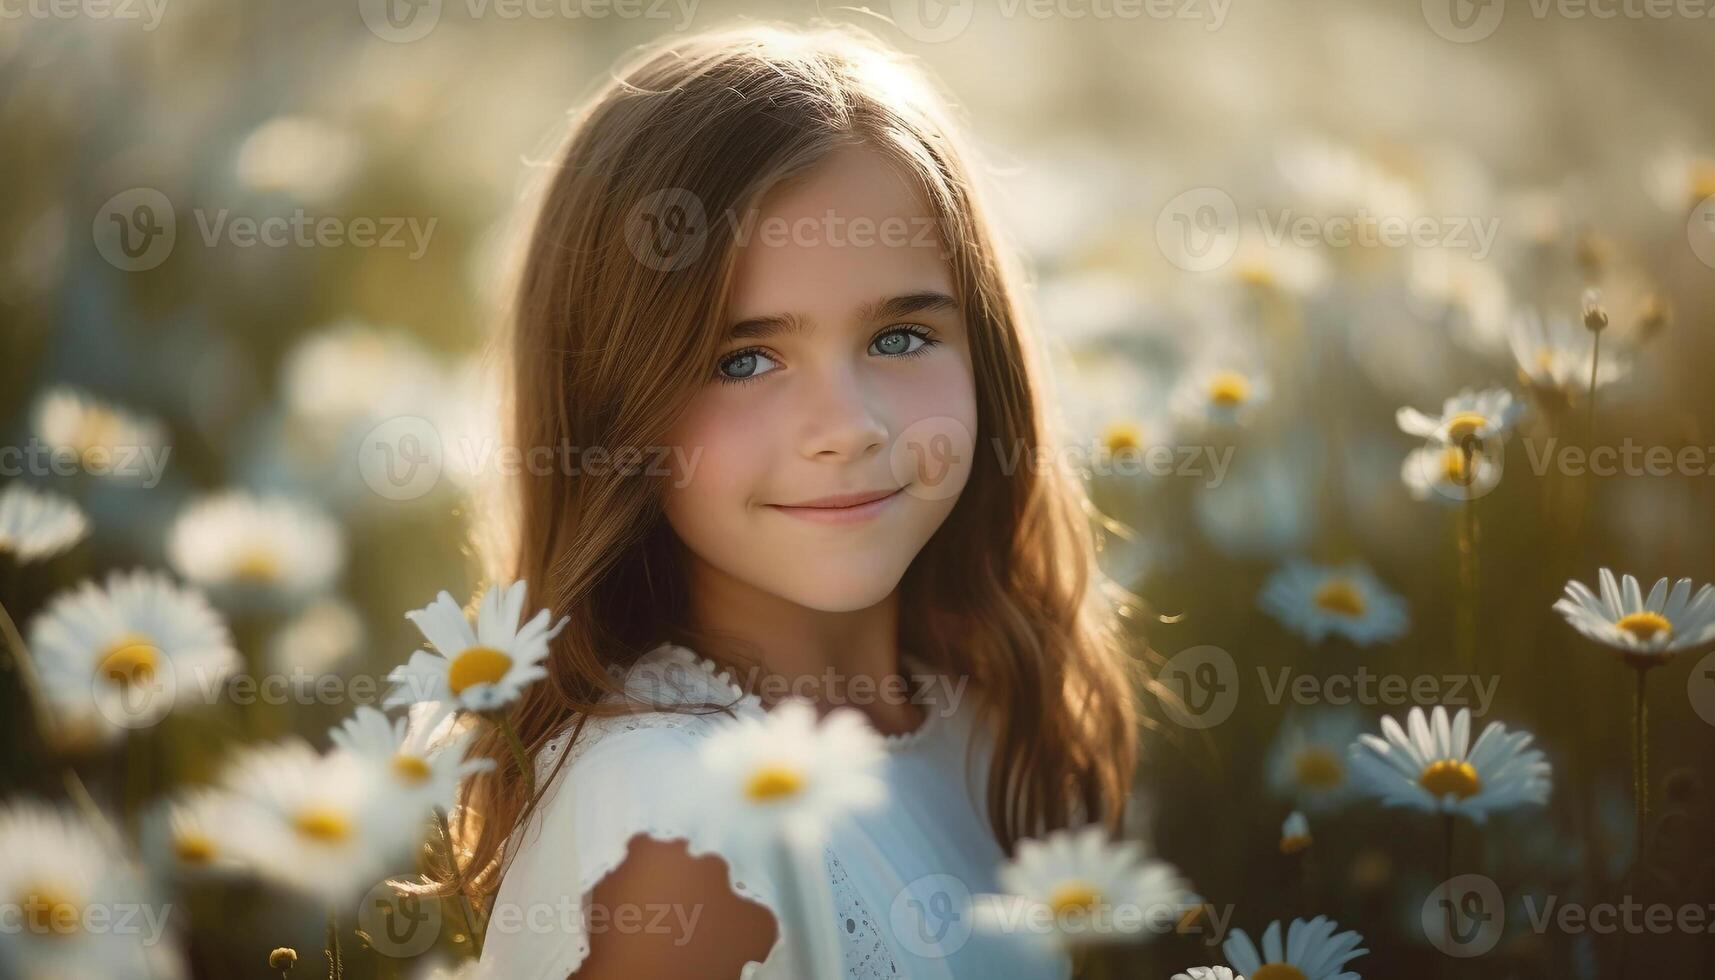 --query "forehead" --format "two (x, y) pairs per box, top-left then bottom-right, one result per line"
(725, 144), (953, 326)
